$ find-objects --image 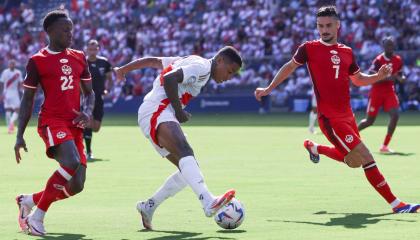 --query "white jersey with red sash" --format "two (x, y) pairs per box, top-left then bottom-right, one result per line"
(1, 68), (23, 98)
